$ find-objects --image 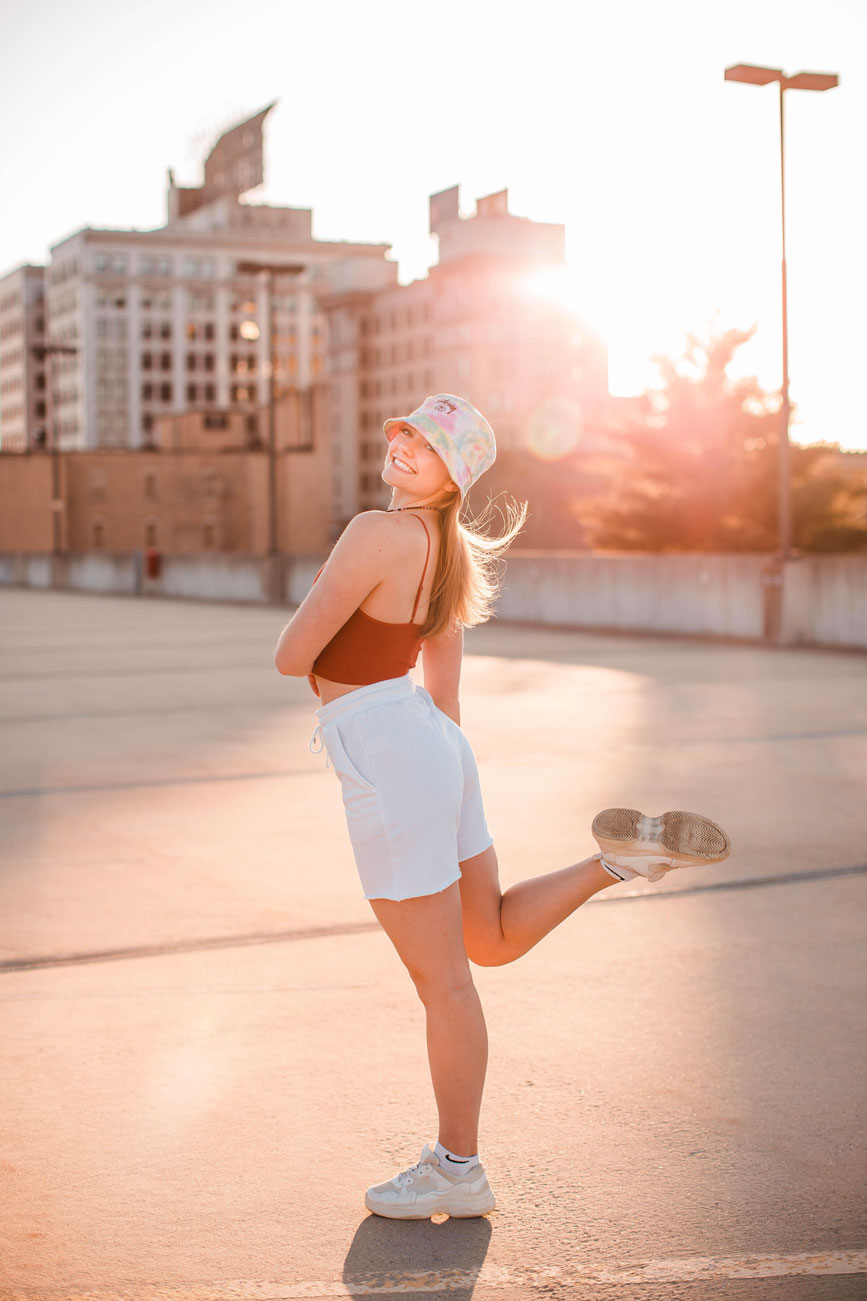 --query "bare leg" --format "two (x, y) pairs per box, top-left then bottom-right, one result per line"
(459, 847), (617, 967)
(370, 880), (486, 1156)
